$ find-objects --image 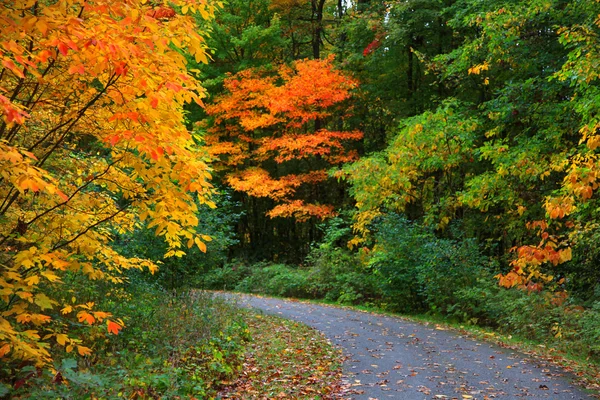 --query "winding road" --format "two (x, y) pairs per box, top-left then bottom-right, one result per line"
(222, 293), (596, 400)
